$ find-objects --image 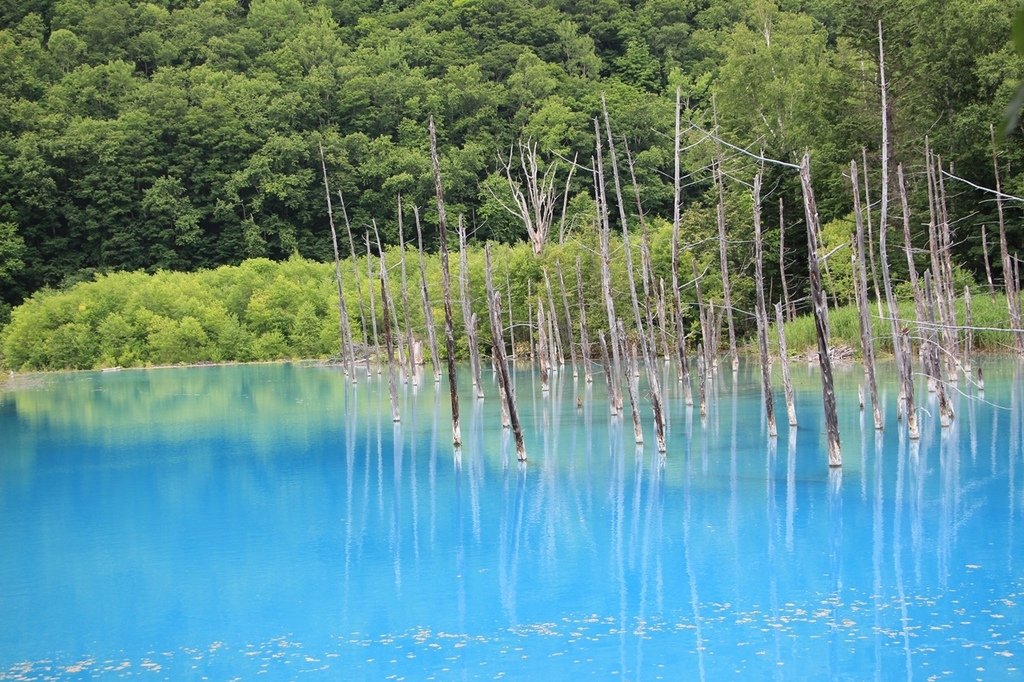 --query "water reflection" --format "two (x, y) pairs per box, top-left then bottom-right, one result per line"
(2, 361), (1024, 679)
